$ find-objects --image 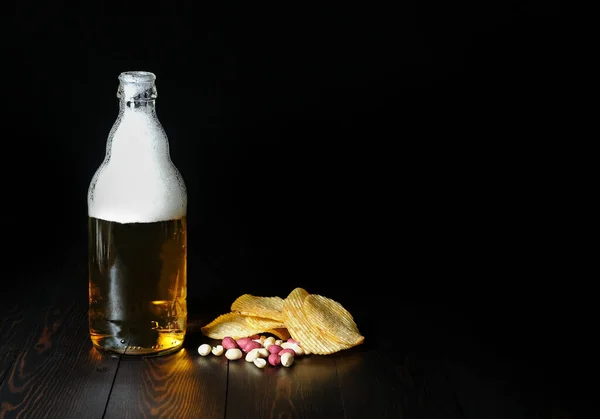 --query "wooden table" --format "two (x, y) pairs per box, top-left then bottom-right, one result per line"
(0, 249), (580, 419)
